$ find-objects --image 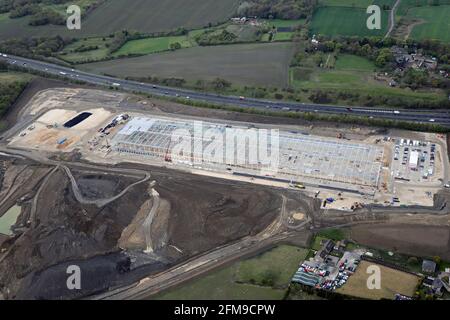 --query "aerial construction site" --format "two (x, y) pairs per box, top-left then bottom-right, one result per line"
(1, 85), (450, 299)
